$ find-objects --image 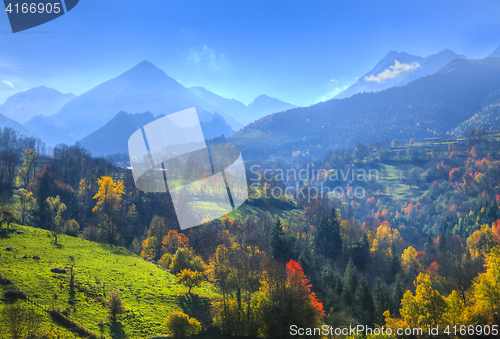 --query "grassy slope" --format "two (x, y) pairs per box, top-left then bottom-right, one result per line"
(0, 226), (219, 338)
